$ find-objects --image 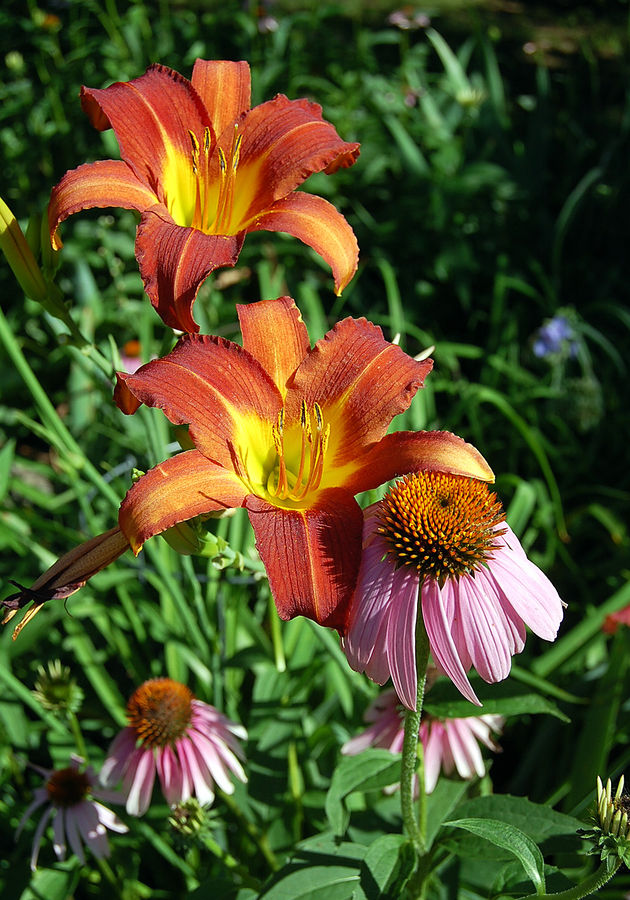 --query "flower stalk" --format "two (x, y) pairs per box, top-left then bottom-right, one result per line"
(401, 602), (431, 854)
